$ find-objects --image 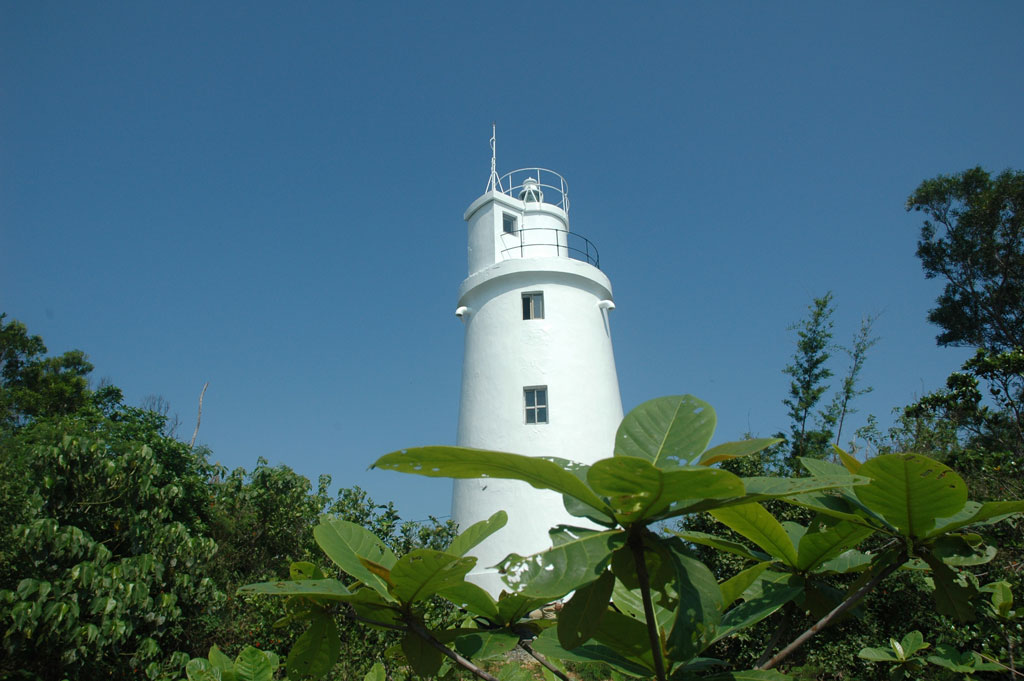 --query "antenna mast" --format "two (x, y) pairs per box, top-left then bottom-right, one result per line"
(486, 122), (501, 193)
